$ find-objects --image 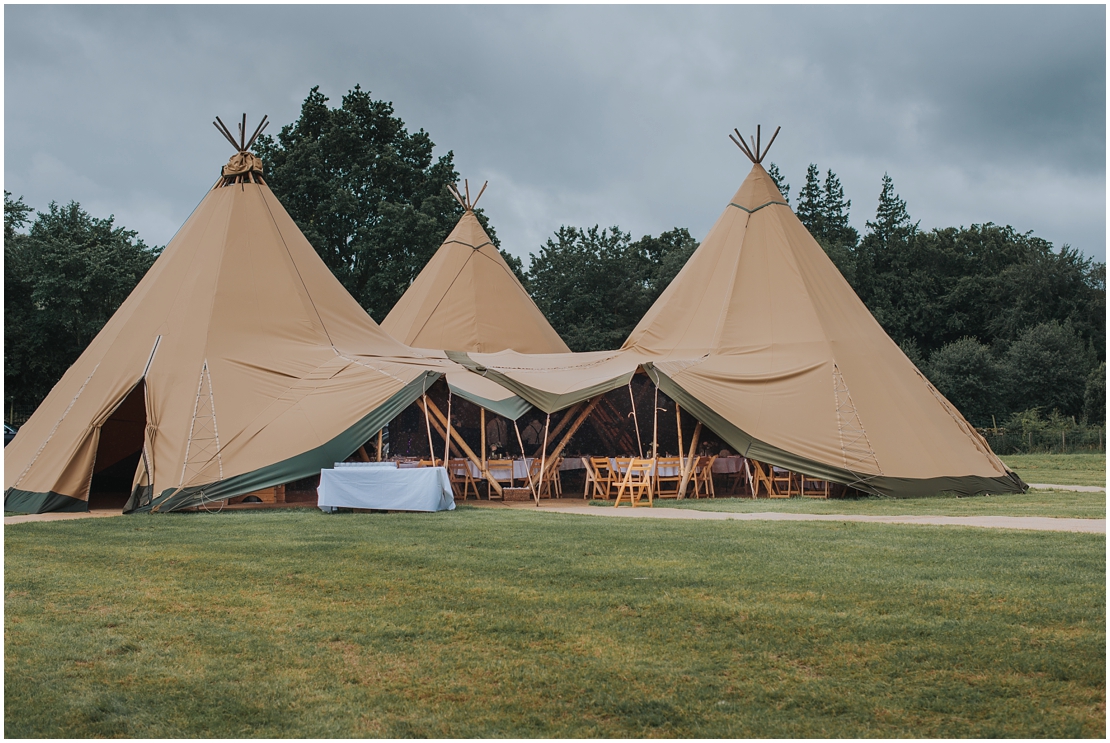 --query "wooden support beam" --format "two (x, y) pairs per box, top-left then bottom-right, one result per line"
(590, 400), (622, 453)
(425, 413), (462, 460)
(425, 397), (503, 496)
(539, 396), (604, 483)
(677, 421), (702, 499)
(376, 429), (383, 461)
(533, 402), (582, 458)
